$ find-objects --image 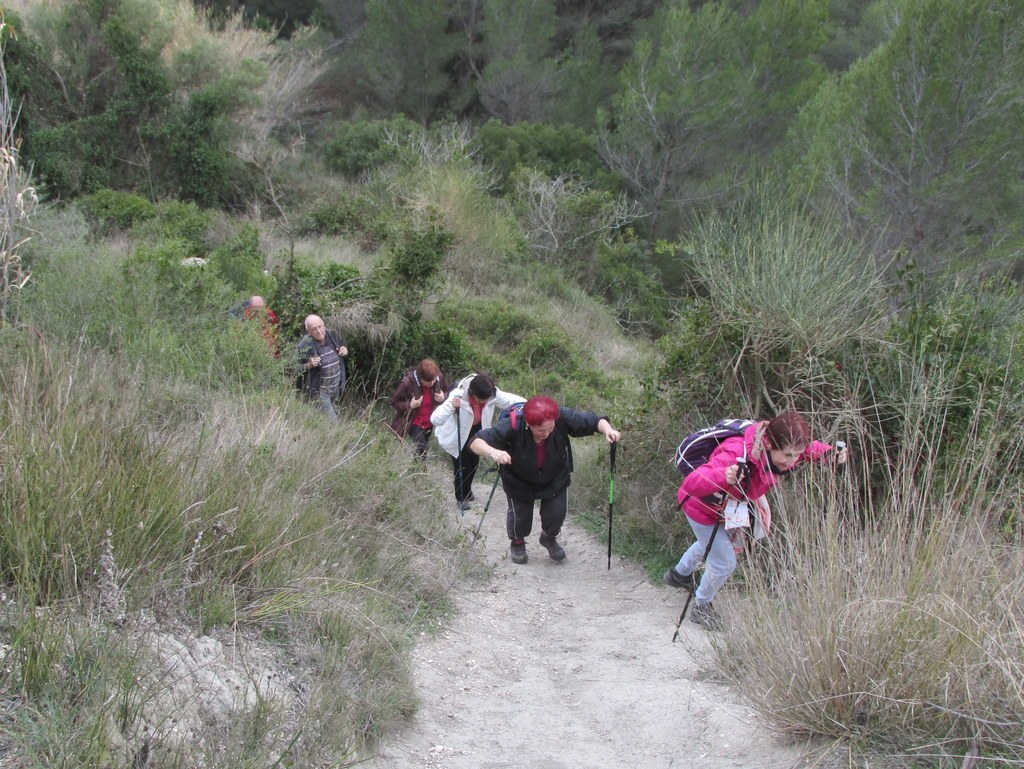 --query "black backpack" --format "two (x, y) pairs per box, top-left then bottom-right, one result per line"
(674, 419), (755, 476)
